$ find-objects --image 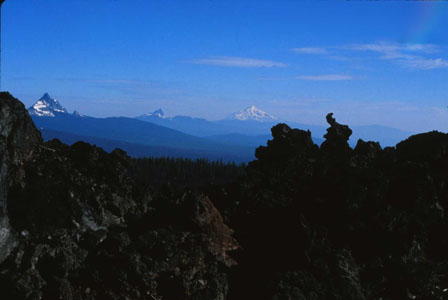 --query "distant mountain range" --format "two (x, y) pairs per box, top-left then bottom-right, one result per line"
(29, 93), (414, 161)
(136, 107), (326, 140)
(136, 107), (412, 147)
(30, 94), (255, 162)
